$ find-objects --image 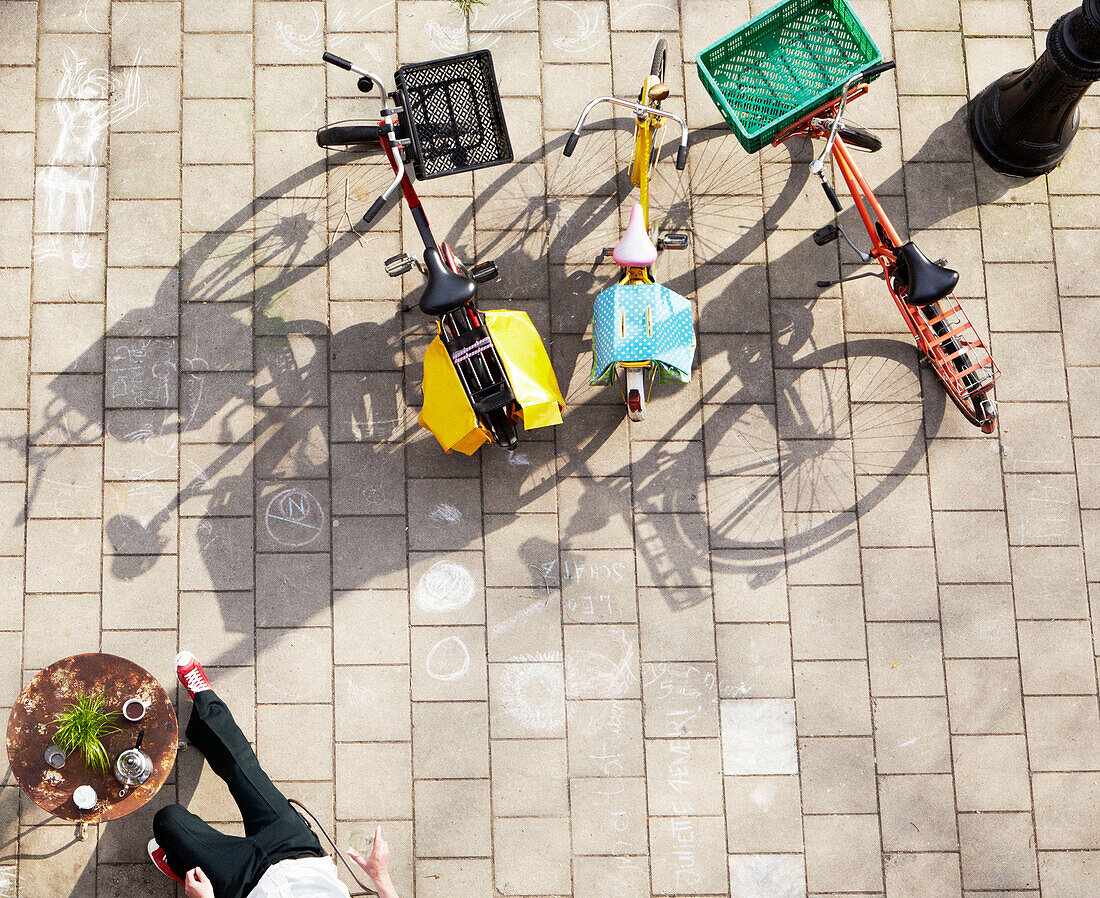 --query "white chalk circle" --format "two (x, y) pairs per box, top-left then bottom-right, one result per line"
(414, 560), (476, 614)
(425, 635), (471, 682)
(500, 663), (566, 732)
(265, 487), (325, 547)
